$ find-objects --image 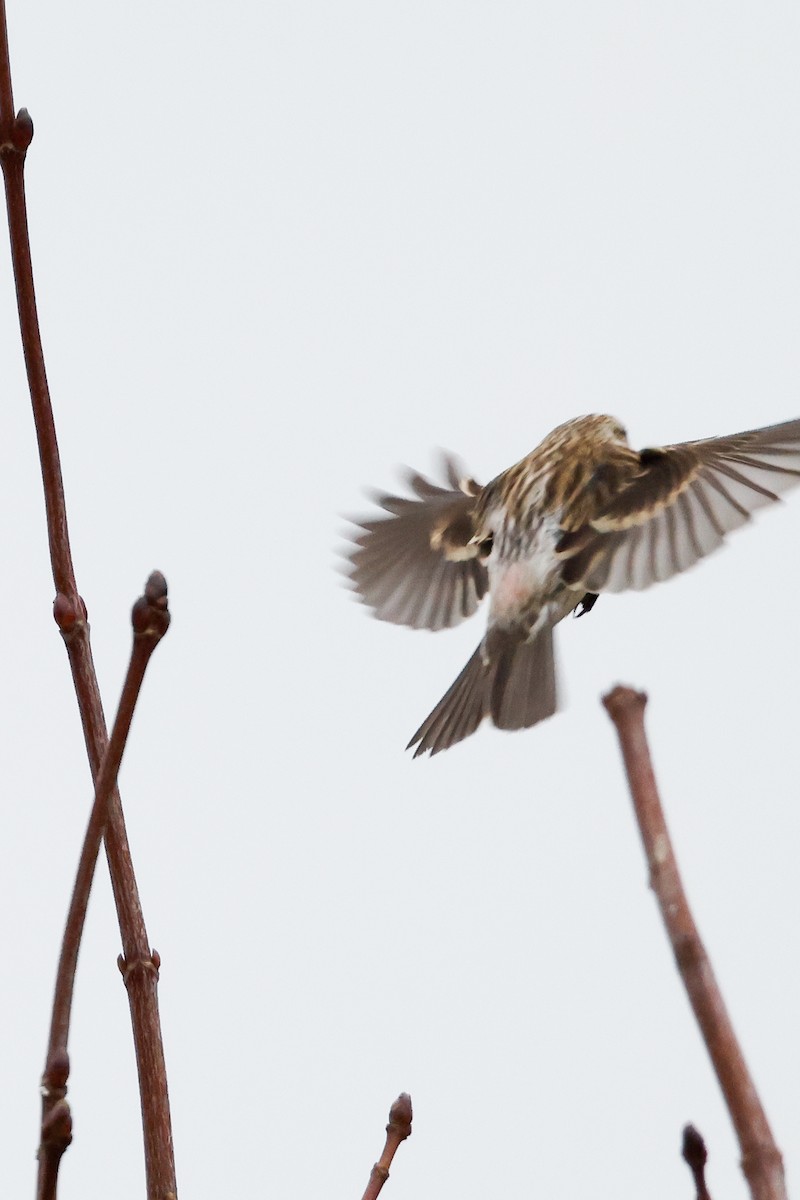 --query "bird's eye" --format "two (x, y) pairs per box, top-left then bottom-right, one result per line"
(477, 534), (494, 560)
